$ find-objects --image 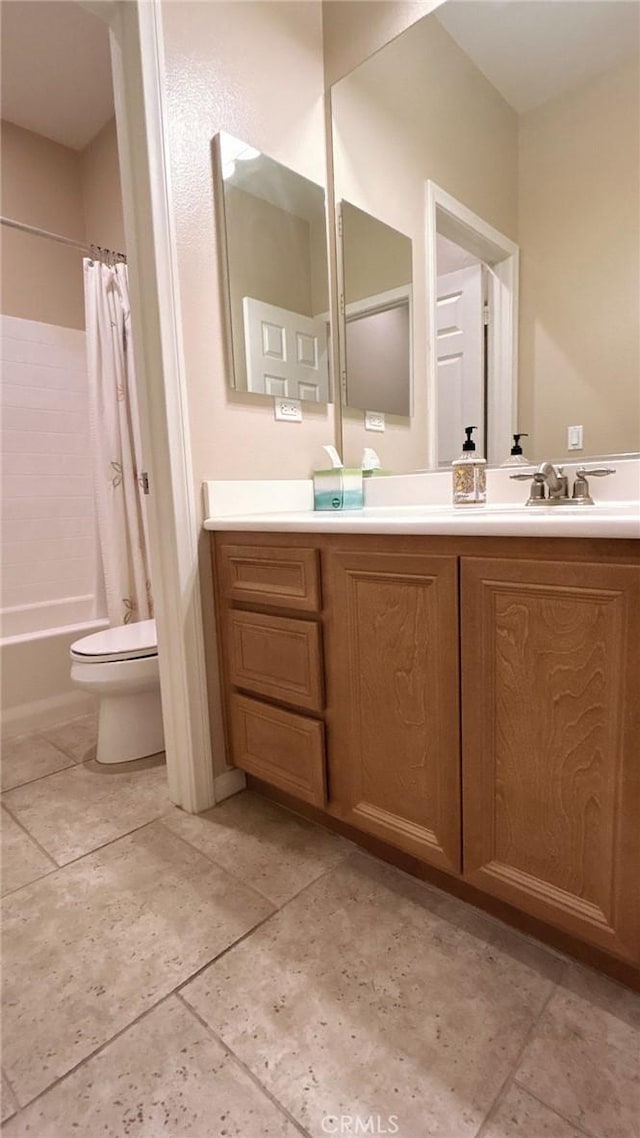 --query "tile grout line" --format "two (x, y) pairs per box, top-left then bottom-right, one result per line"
(0, 747), (76, 794)
(510, 1079), (604, 1138)
(54, 807), (176, 869)
(1, 716), (100, 796)
(175, 991), (313, 1138)
(2, 1065), (21, 1115)
(0, 805), (171, 879)
(3, 992), (178, 1118)
(472, 968), (566, 1138)
(2, 849), (346, 1118)
(157, 809), (352, 911)
(171, 856), (353, 997)
(154, 815), (283, 909)
(0, 801), (60, 869)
